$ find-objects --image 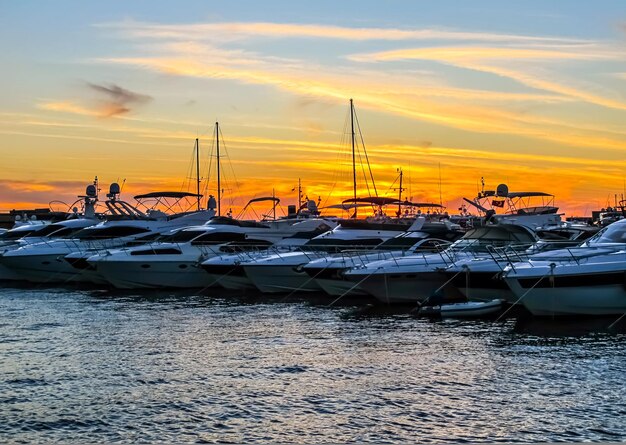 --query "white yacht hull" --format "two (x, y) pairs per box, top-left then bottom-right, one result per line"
(302, 265), (368, 297)
(0, 253), (91, 283)
(505, 274), (626, 316)
(444, 271), (517, 303)
(63, 253), (110, 285)
(345, 271), (447, 304)
(315, 277), (367, 297)
(199, 262), (256, 291)
(203, 273), (256, 291)
(244, 265), (322, 293)
(93, 259), (217, 289)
